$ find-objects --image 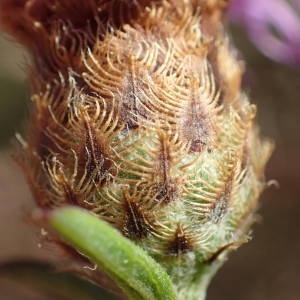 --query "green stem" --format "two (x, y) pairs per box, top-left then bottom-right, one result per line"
(180, 262), (224, 300)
